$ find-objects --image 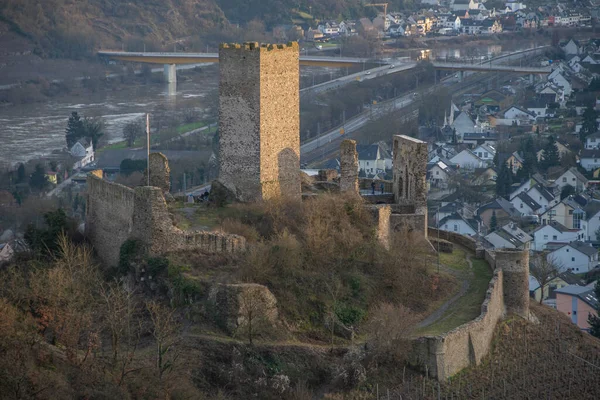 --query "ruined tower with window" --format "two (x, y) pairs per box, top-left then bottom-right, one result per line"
(217, 42), (301, 202)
